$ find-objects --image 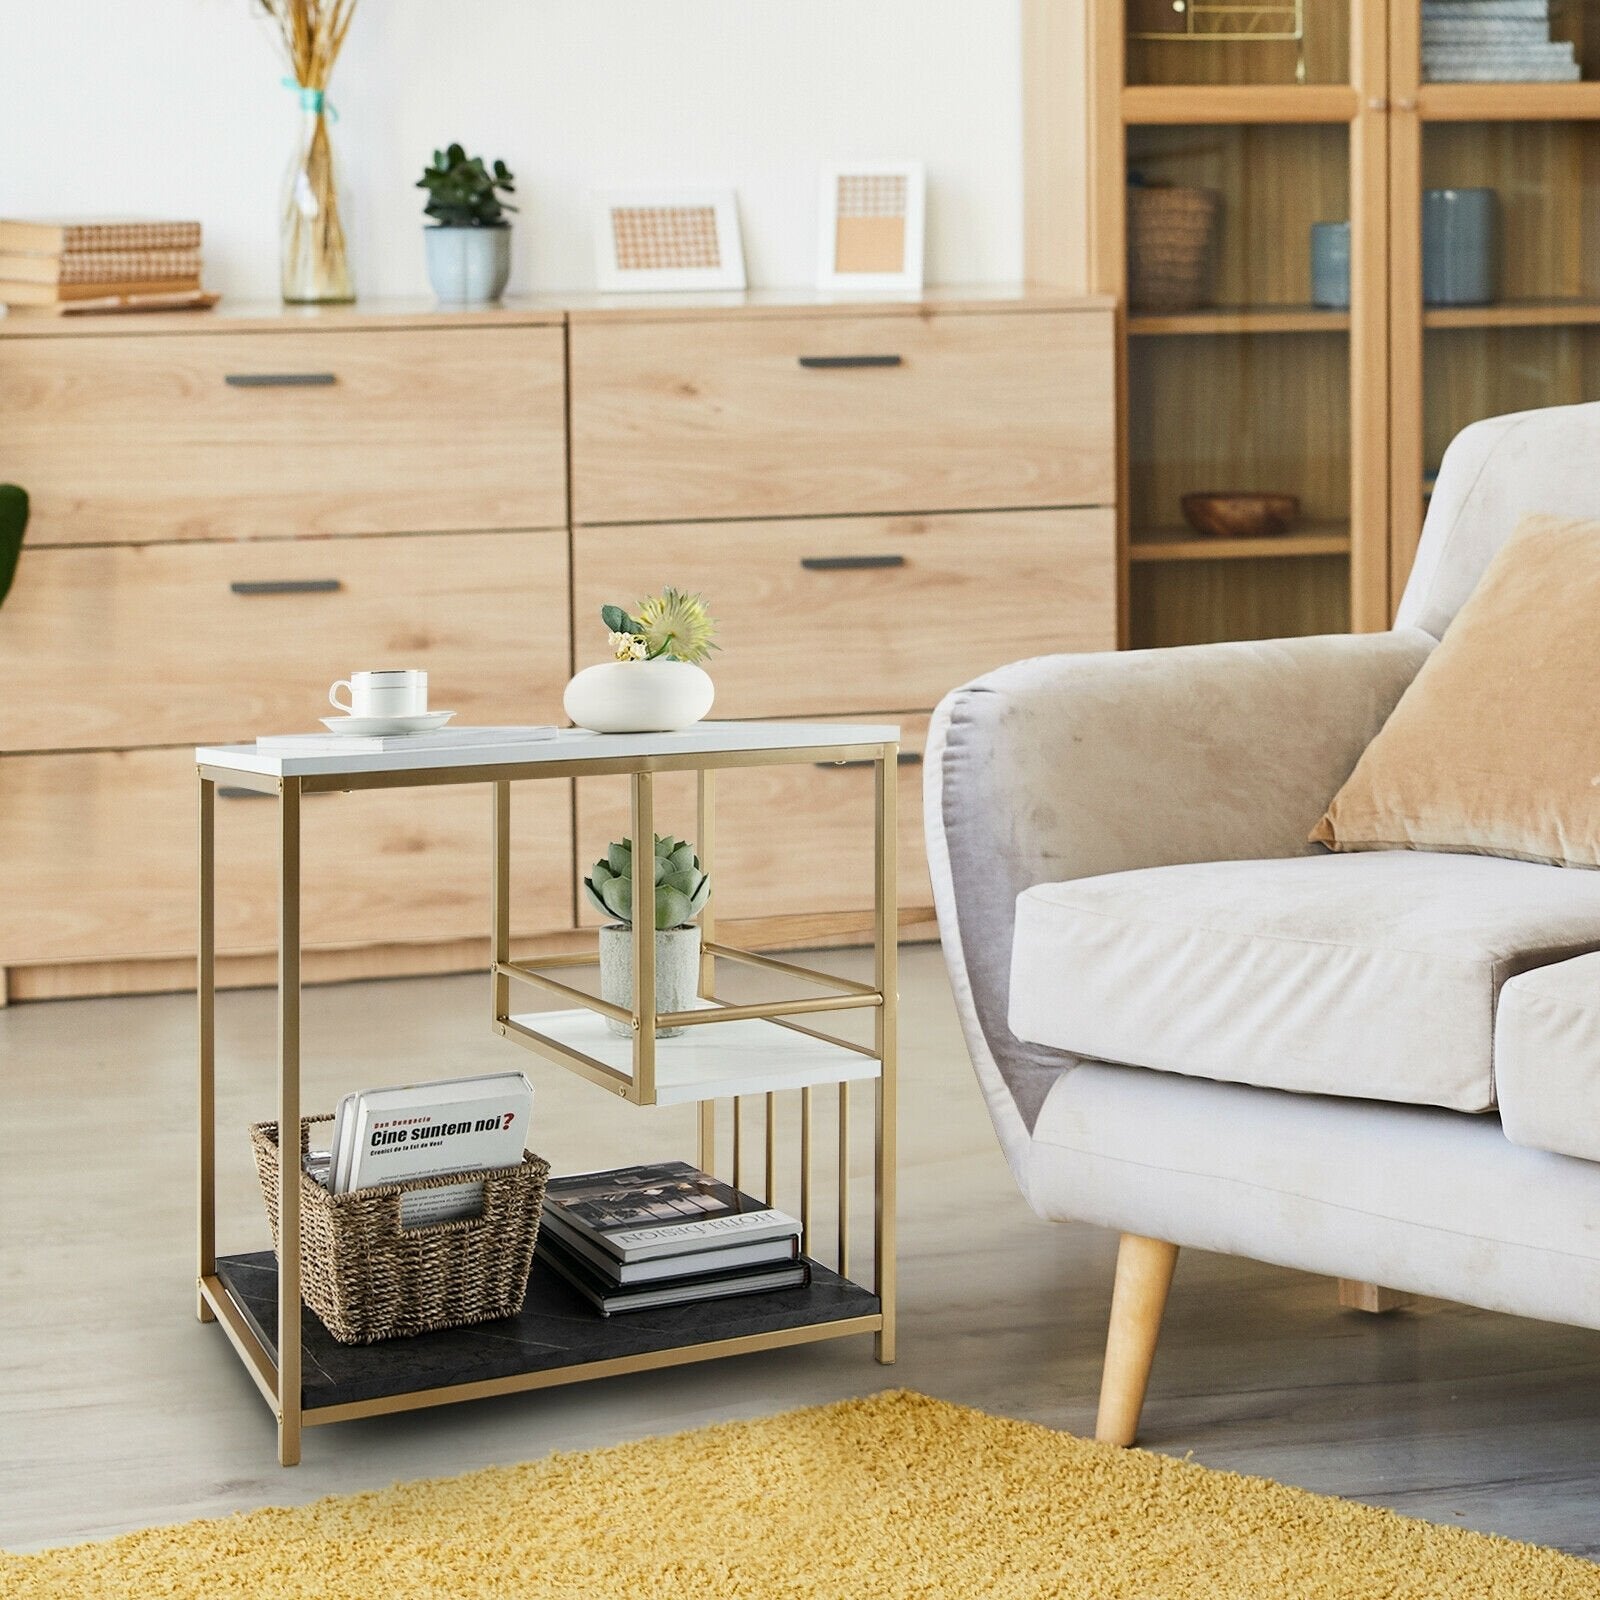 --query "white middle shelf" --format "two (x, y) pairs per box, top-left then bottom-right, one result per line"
(508, 1007), (882, 1105)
